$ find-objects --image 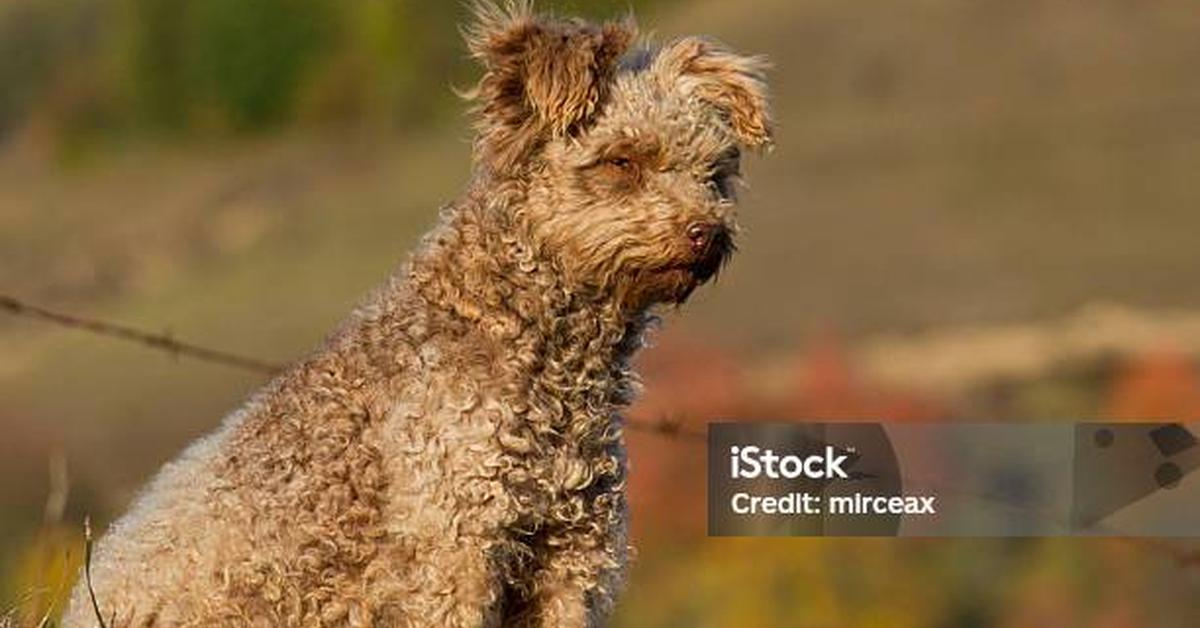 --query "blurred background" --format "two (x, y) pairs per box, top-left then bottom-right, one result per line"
(2, 0), (1200, 625)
